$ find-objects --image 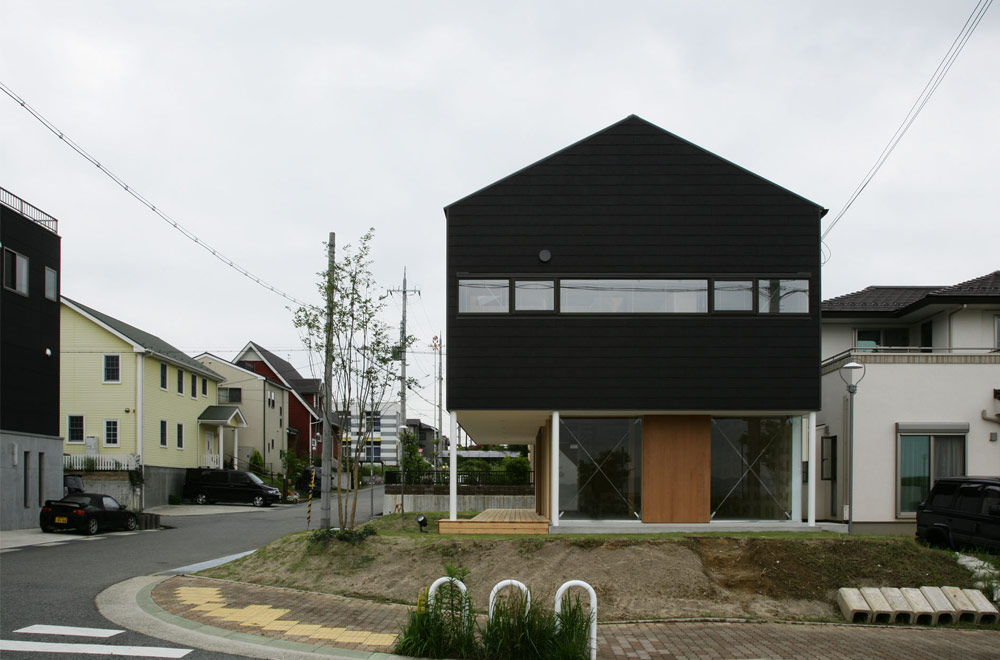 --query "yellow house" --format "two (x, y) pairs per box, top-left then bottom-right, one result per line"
(60, 298), (246, 507)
